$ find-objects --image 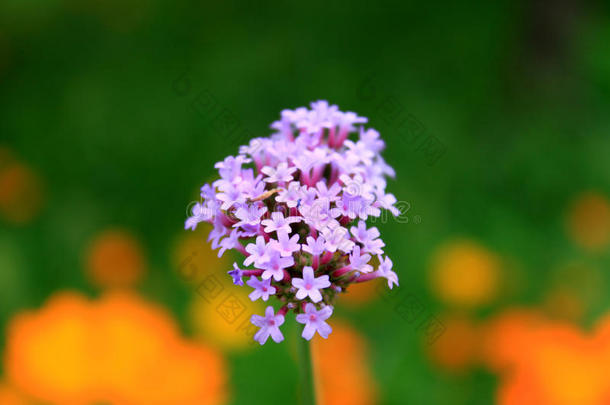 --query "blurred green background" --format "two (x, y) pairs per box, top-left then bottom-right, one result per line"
(1, 1), (610, 404)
